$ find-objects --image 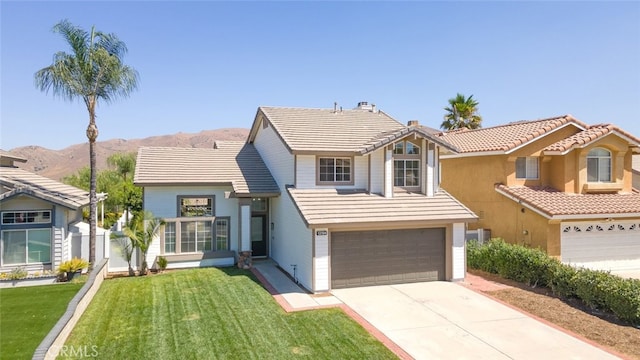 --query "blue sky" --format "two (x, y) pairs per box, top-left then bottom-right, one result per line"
(1, 1), (639, 150)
